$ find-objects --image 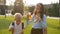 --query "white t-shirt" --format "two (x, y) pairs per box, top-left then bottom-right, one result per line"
(9, 21), (22, 34)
